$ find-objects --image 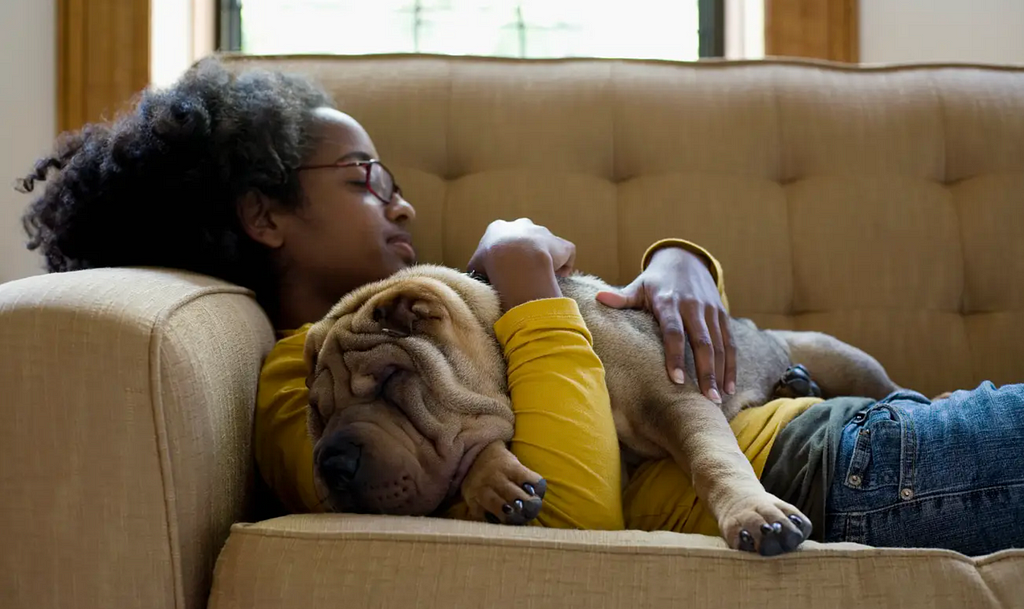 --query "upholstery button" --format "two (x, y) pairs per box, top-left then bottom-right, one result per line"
(901, 488), (914, 500)
(848, 474), (862, 487)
